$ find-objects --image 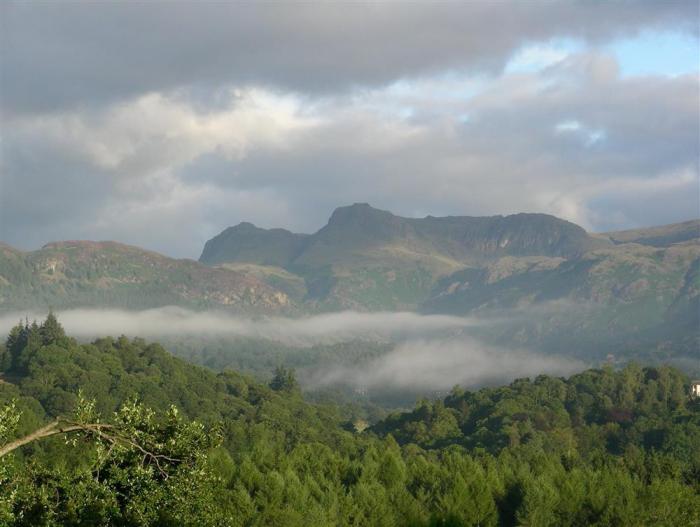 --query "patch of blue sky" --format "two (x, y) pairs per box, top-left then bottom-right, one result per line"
(363, 30), (698, 122)
(606, 30), (699, 77)
(505, 31), (698, 78)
